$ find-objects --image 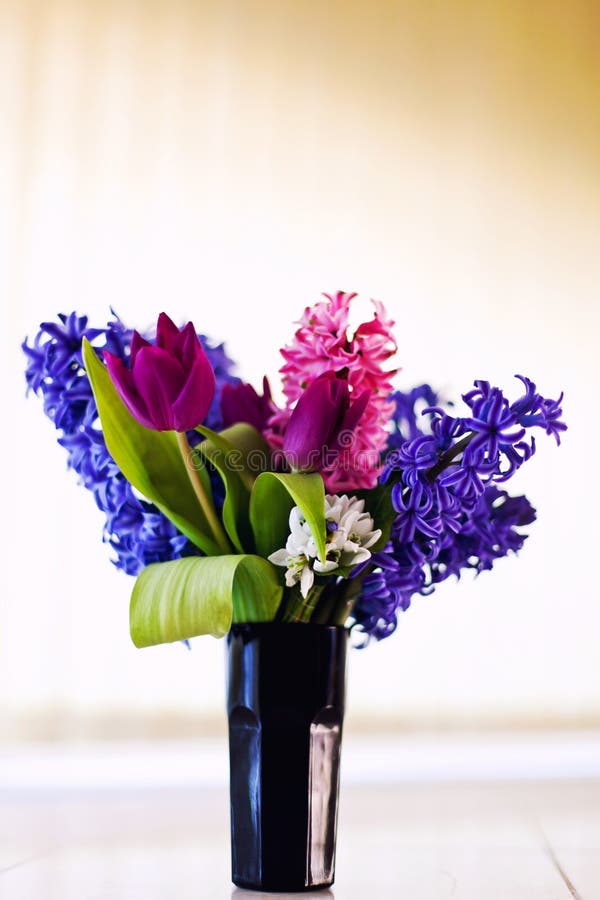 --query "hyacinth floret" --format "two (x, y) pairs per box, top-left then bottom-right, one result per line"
(429, 486), (537, 583)
(438, 446), (496, 504)
(386, 384), (440, 448)
(391, 480), (443, 543)
(352, 543), (427, 643)
(394, 435), (438, 486)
